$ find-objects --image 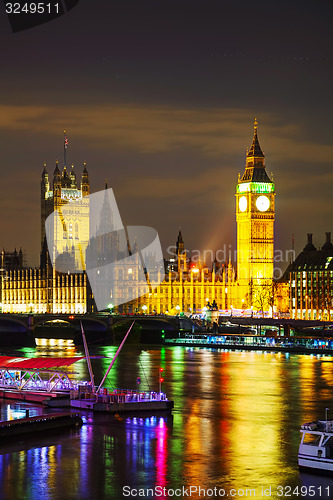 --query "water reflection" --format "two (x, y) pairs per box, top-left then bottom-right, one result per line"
(0, 347), (333, 499)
